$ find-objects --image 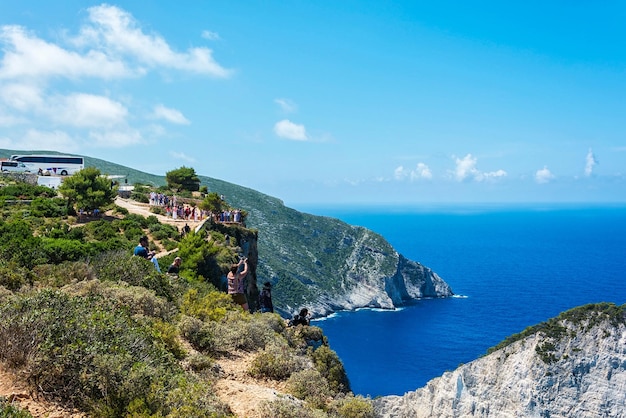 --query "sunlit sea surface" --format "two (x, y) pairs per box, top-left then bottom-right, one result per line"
(296, 204), (626, 397)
